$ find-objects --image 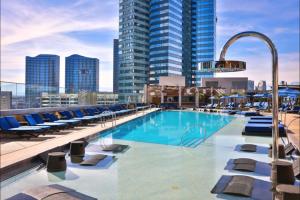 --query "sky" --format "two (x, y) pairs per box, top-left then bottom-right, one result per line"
(1, 0), (299, 91)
